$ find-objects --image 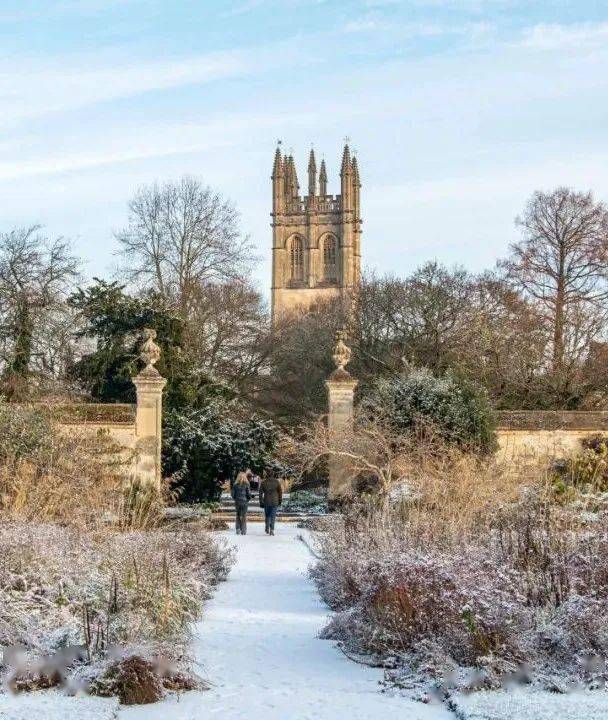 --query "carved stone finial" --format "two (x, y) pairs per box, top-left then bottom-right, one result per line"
(332, 329), (352, 373)
(139, 328), (161, 374)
